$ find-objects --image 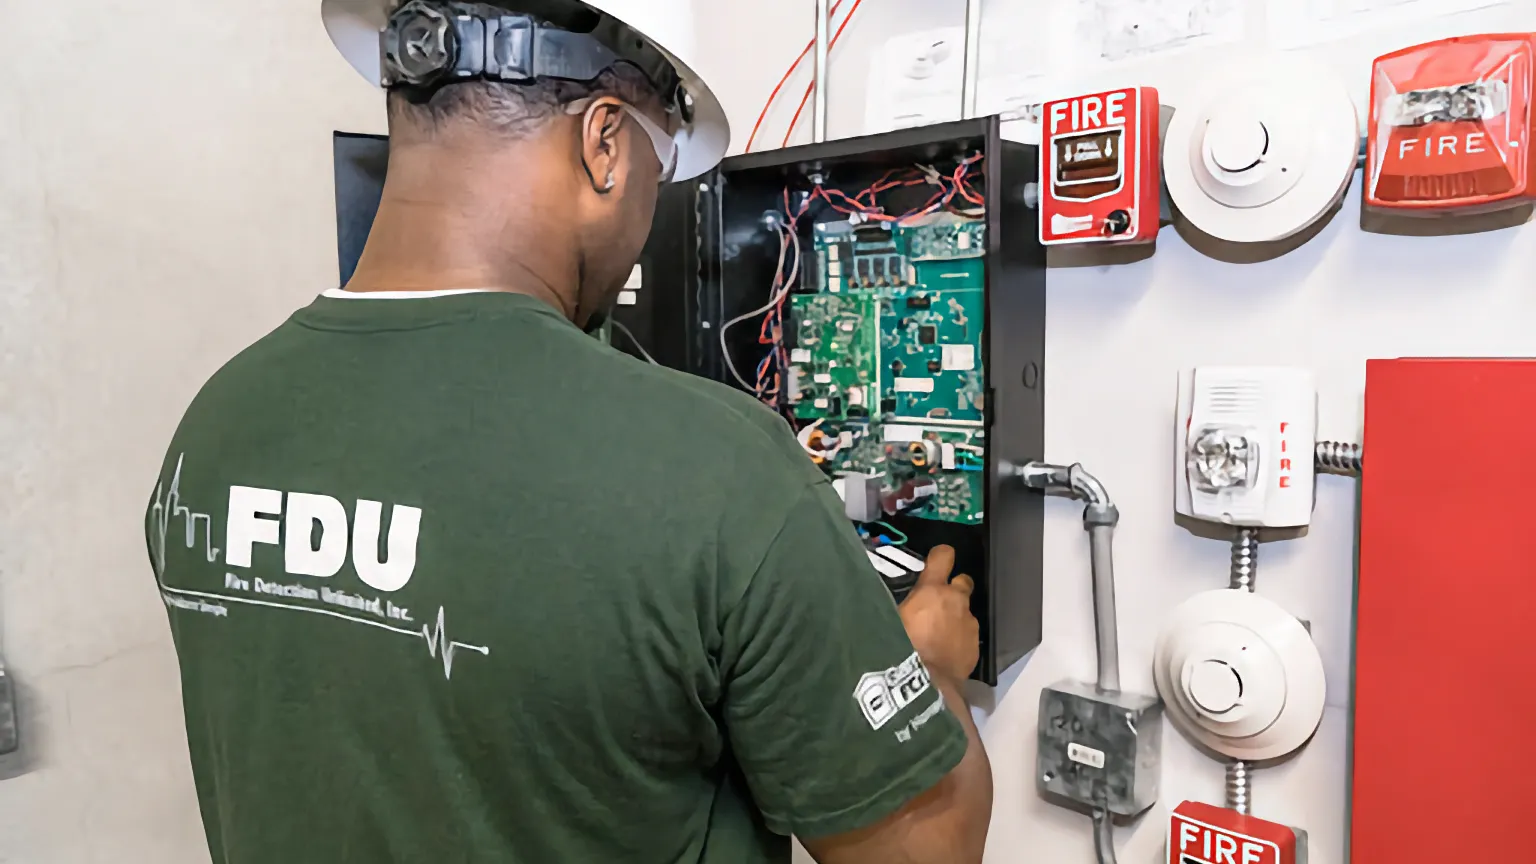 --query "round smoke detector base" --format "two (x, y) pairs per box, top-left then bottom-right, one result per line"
(1164, 55), (1360, 244)
(1152, 589), (1326, 762)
